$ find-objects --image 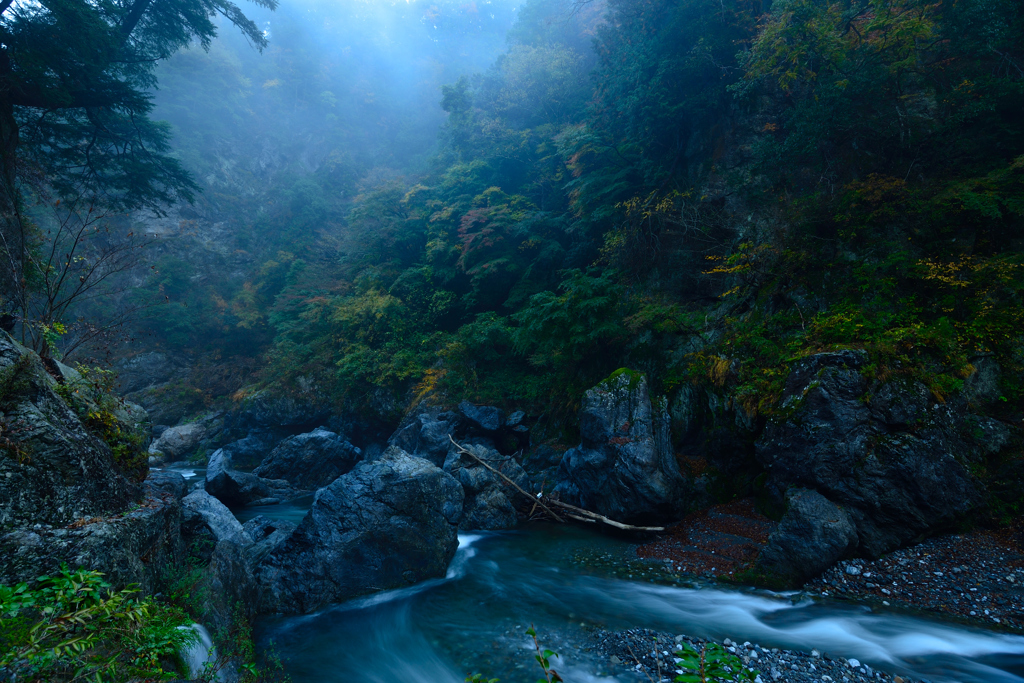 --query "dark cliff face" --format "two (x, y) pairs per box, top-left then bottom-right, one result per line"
(0, 331), (141, 531)
(0, 331), (189, 593)
(747, 351), (1015, 585)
